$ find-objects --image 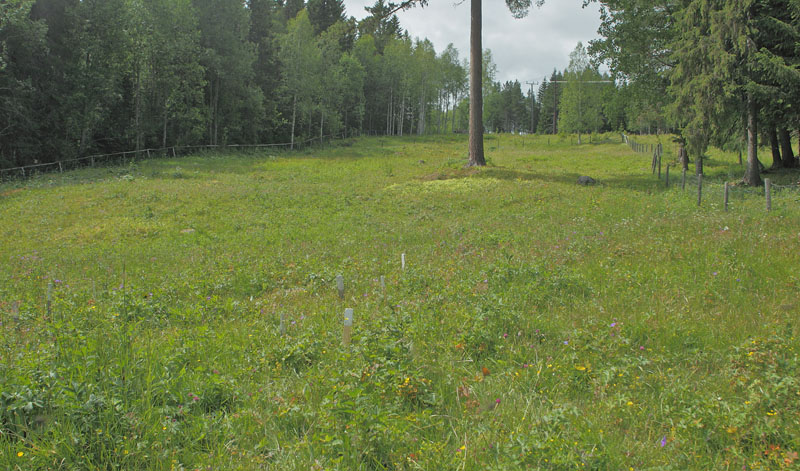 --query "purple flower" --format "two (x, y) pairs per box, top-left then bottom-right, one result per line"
(712, 271), (718, 276)
(660, 436), (667, 447)
(639, 346), (645, 350)
(495, 398), (501, 404)
(503, 333), (508, 339)
(563, 340), (569, 345)
(610, 322), (616, 327)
